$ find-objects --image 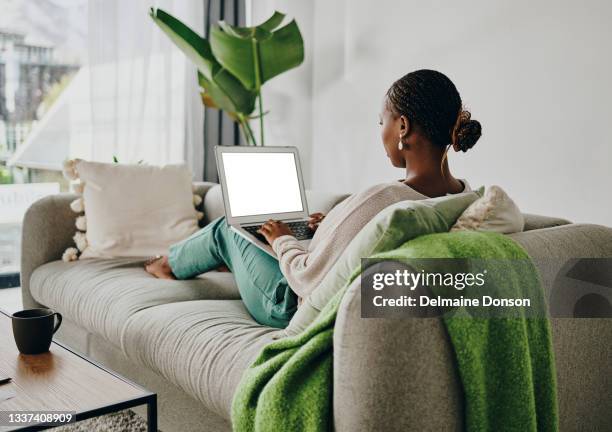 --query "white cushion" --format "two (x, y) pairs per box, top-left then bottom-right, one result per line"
(69, 160), (200, 258)
(451, 185), (524, 234)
